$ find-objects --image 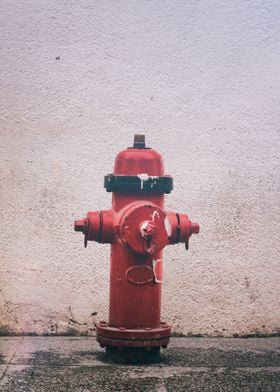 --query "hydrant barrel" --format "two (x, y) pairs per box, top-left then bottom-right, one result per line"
(106, 136), (170, 333)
